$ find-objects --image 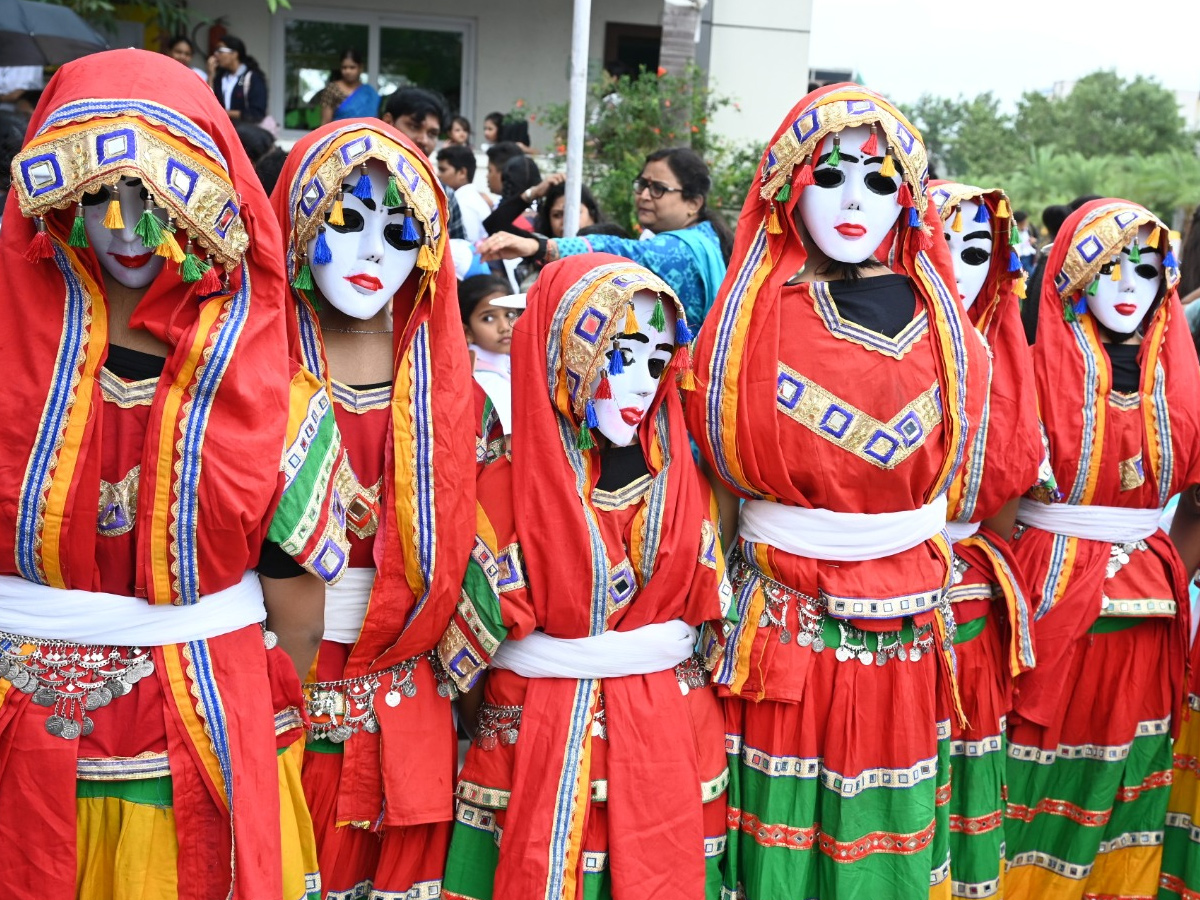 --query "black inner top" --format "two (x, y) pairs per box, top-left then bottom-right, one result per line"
(1104, 342), (1141, 394)
(596, 442), (651, 493)
(105, 344), (166, 380)
(828, 273), (918, 339)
